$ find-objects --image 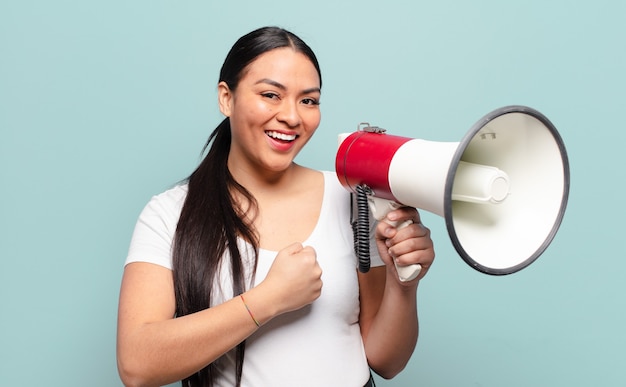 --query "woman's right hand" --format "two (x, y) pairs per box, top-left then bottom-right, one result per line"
(258, 242), (323, 315)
